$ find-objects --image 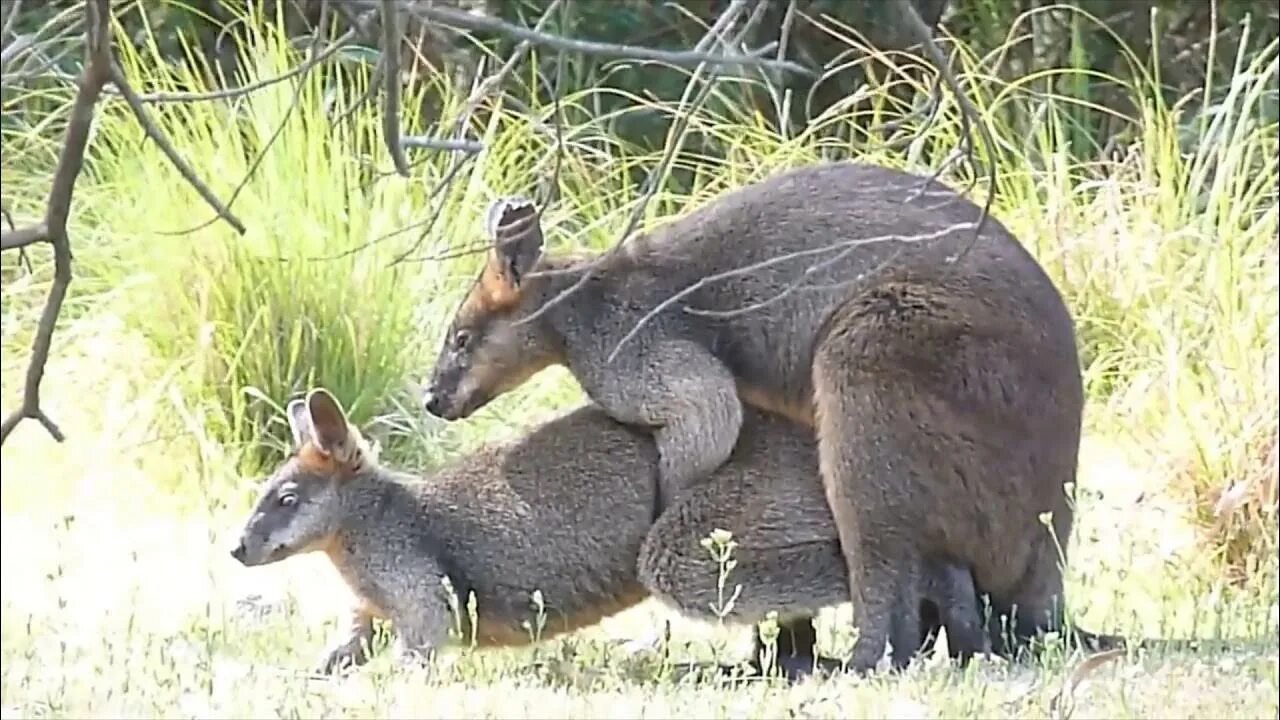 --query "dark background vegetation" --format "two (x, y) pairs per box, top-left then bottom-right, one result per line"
(4, 0), (1278, 166)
